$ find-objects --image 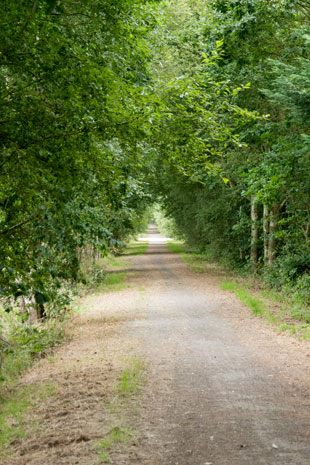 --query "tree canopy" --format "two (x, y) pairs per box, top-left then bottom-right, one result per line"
(2, 0), (310, 312)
